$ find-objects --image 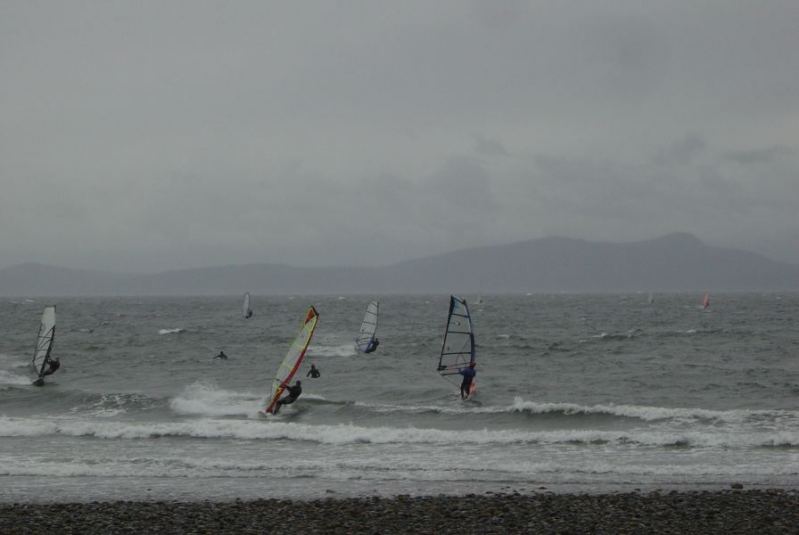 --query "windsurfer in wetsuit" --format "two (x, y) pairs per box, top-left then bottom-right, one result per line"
(458, 362), (476, 400)
(245, 310), (253, 318)
(33, 358), (60, 386)
(214, 350), (228, 360)
(306, 364), (320, 378)
(273, 380), (302, 414)
(41, 358), (60, 377)
(364, 338), (380, 353)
